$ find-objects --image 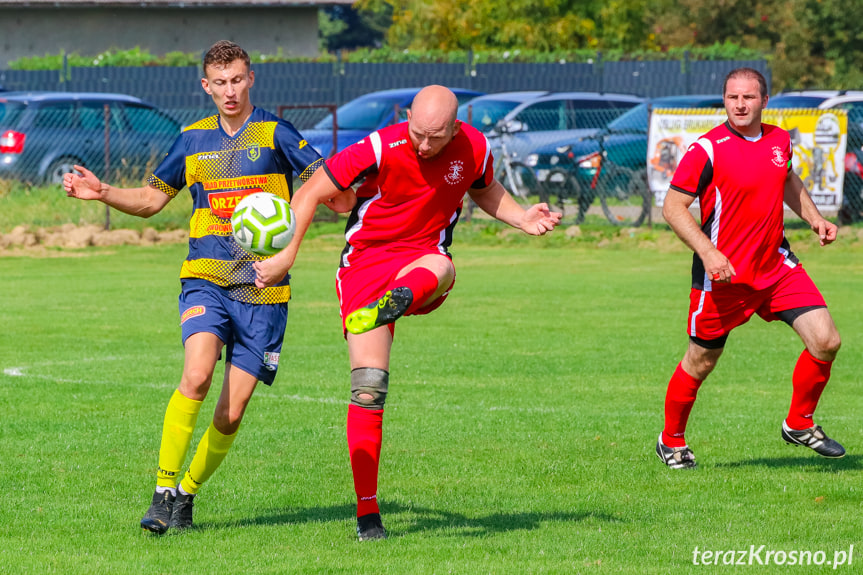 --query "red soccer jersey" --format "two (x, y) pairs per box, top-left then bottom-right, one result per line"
(324, 122), (494, 262)
(669, 121), (797, 290)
